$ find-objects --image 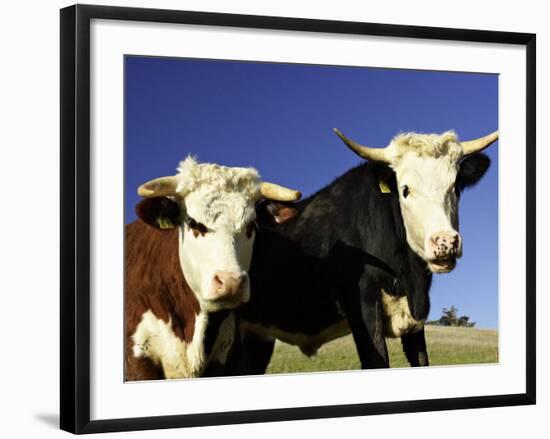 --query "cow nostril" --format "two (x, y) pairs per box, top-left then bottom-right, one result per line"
(212, 272), (248, 298)
(429, 233), (461, 255)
